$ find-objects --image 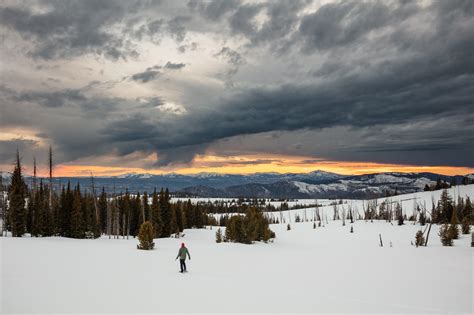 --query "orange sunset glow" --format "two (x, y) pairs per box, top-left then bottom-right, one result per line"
(25, 154), (474, 177)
